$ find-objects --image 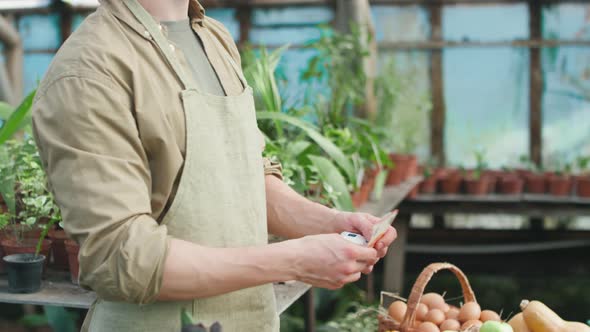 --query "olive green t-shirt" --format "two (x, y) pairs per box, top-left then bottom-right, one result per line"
(162, 19), (225, 96)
